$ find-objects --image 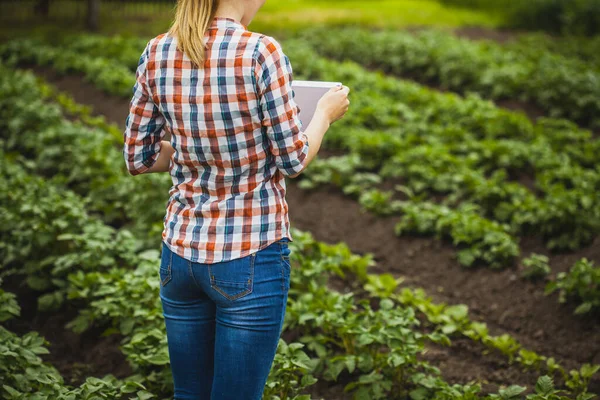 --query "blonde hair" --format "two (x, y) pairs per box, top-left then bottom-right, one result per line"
(168, 0), (220, 67)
